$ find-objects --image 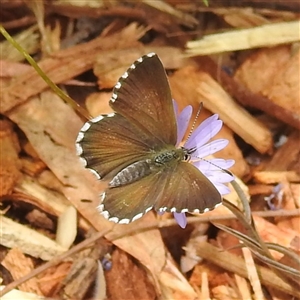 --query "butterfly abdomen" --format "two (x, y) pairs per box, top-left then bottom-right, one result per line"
(109, 160), (152, 187)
